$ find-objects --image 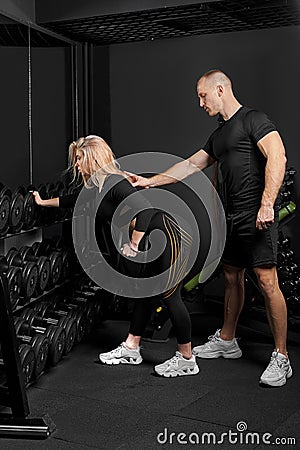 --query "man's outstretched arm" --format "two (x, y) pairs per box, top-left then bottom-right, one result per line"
(130, 149), (215, 188)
